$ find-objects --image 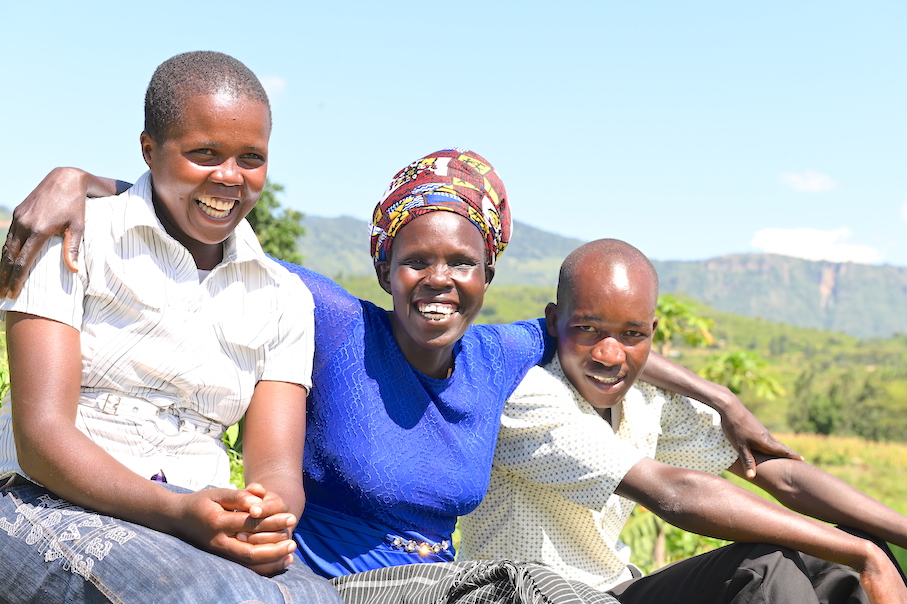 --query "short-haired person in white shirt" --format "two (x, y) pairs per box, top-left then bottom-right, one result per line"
(0, 52), (340, 604)
(459, 239), (907, 604)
